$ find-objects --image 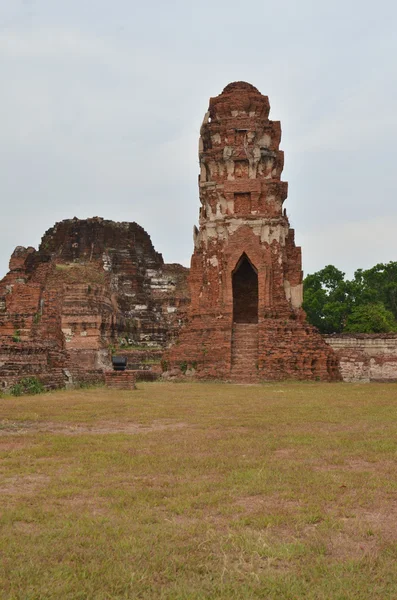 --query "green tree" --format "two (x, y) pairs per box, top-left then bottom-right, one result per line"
(345, 302), (397, 333)
(303, 265), (351, 333)
(352, 262), (397, 319)
(304, 262), (397, 334)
